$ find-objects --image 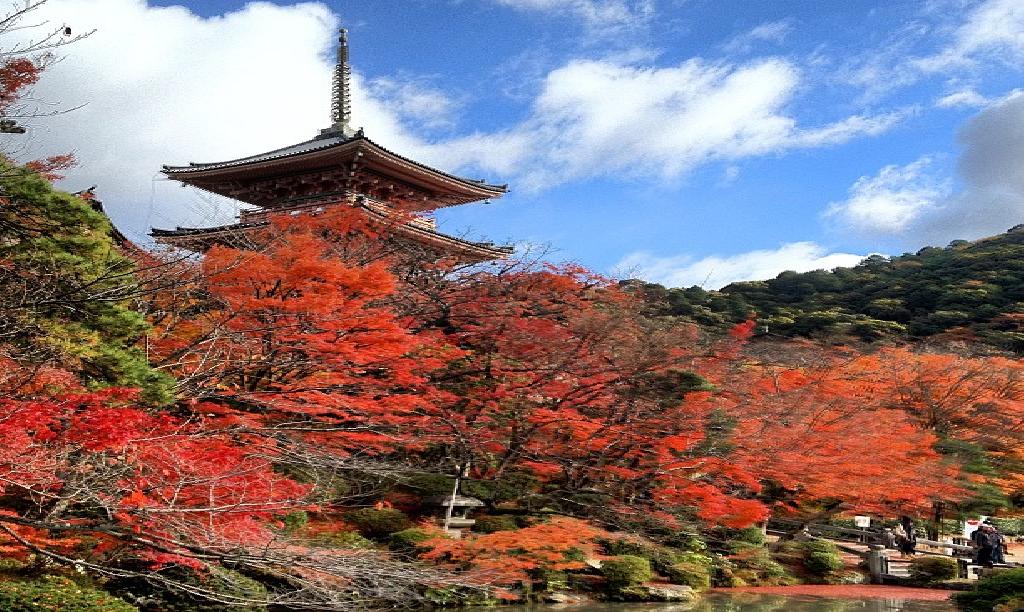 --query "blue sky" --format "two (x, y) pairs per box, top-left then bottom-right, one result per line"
(20, 0), (1024, 287)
